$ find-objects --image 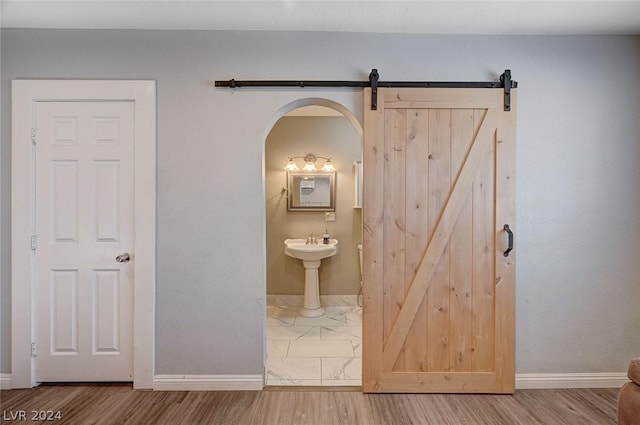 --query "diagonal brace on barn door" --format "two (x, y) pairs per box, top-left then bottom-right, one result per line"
(382, 109), (498, 371)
